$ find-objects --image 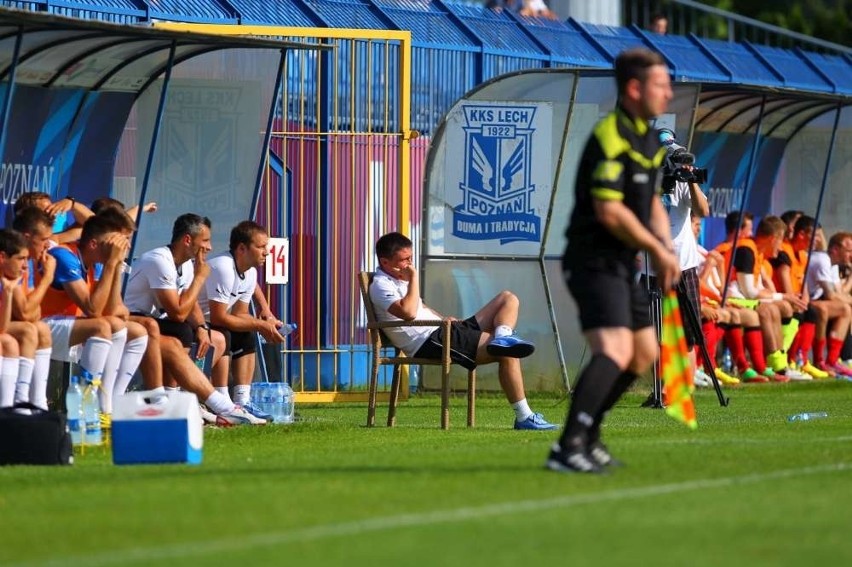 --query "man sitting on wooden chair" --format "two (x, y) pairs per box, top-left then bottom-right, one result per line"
(370, 232), (557, 430)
